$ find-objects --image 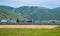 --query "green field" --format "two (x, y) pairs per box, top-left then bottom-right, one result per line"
(0, 26), (60, 36)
